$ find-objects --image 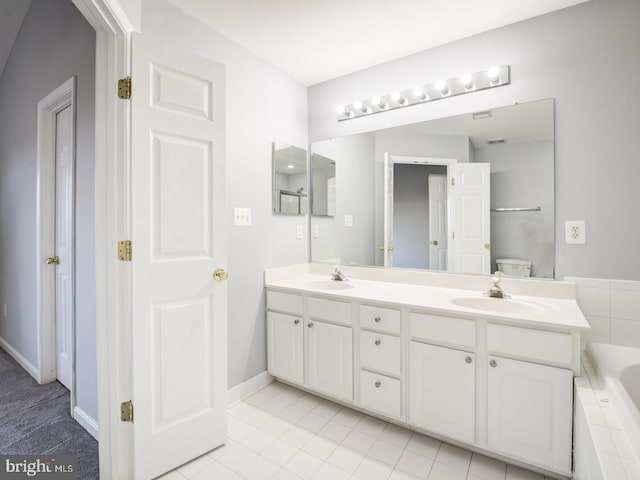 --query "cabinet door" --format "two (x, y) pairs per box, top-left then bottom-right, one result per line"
(267, 312), (303, 384)
(409, 342), (475, 443)
(487, 356), (572, 475)
(307, 320), (353, 401)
